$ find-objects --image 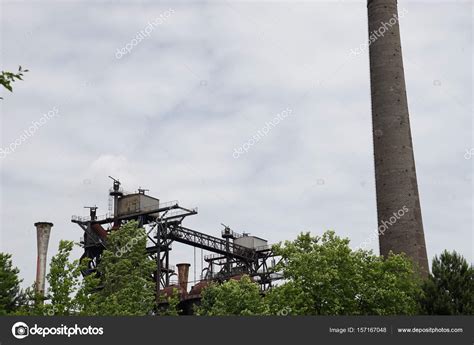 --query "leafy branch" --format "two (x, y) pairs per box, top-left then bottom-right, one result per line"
(0, 66), (29, 99)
